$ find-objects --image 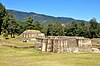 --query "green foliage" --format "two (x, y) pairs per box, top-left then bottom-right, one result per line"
(42, 21), (64, 36)
(88, 18), (99, 38)
(2, 16), (9, 38)
(8, 18), (18, 38)
(25, 17), (34, 30)
(51, 22), (64, 36)
(41, 18), (100, 38)
(33, 21), (43, 31)
(0, 3), (19, 38)
(0, 3), (7, 34)
(16, 21), (26, 35)
(24, 17), (43, 32)
(1, 12), (19, 38)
